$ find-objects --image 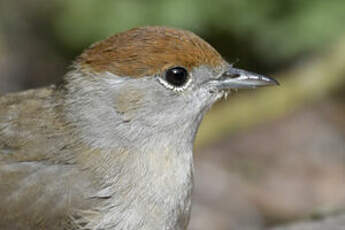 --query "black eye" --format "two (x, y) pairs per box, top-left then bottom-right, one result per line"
(164, 67), (189, 87)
